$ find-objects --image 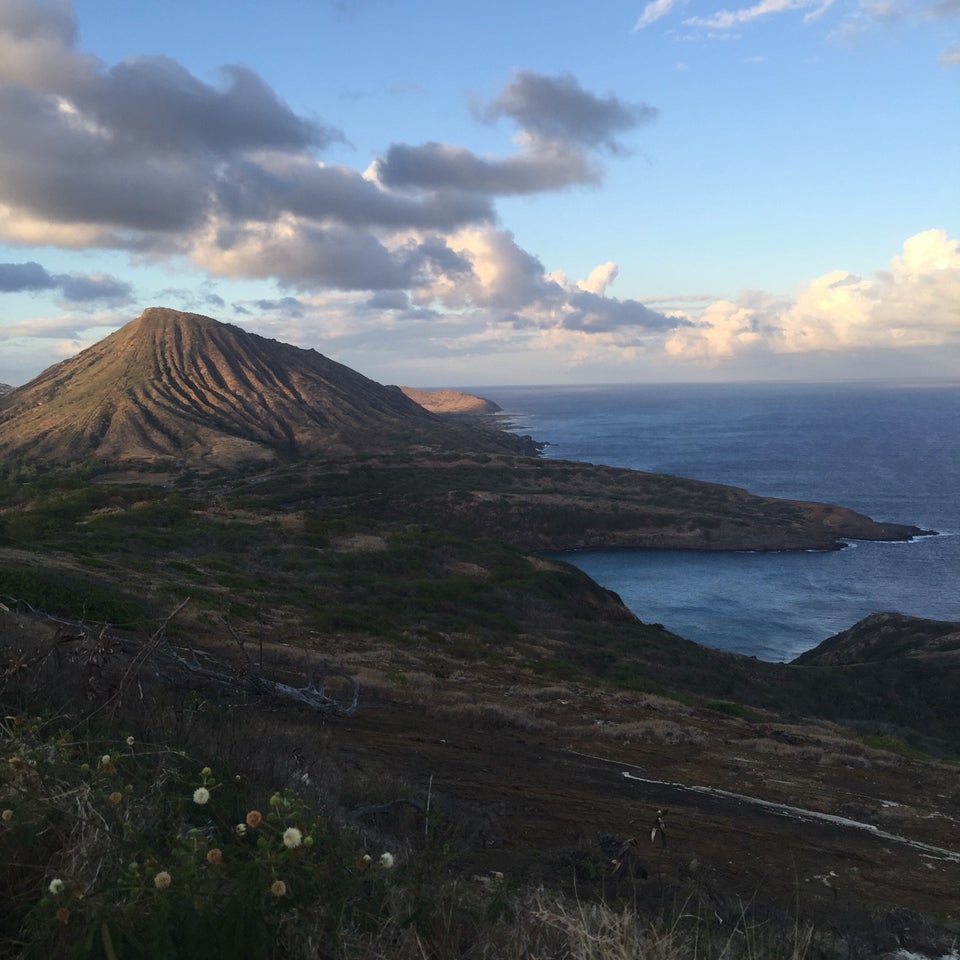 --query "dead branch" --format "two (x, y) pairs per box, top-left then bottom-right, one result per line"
(351, 799), (426, 819)
(1, 598), (360, 717)
(161, 636), (359, 715)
